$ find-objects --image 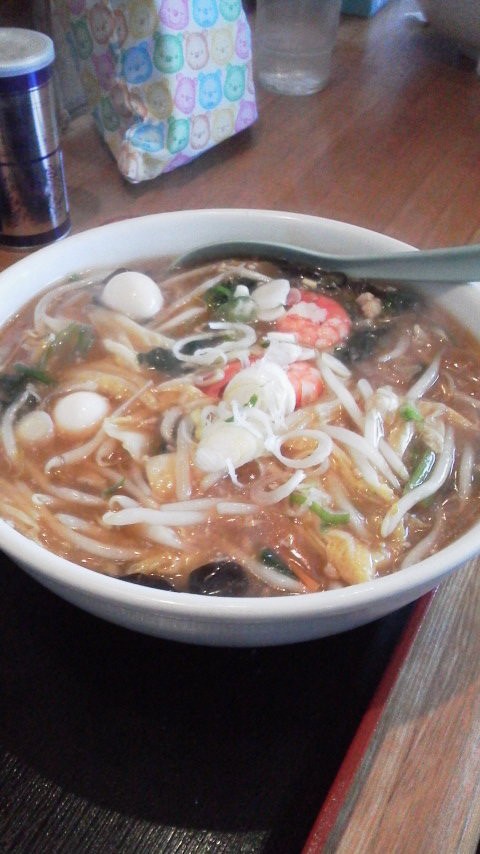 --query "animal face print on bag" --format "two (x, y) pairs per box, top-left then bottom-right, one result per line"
(198, 70), (222, 109)
(153, 33), (184, 73)
(210, 28), (233, 65)
(127, 0), (158, 40)
(235, 20), (251, 59)
(235, 98), (257, 131)
(190, 113), (210, 149)
(88, 2), (115, 44)
(211, 107), (234, 141)
(159, 0), (189, 30)
(184, 32), (209, 70)
(167, 116), (190, 153)
(113, 9), (128, 47)
(174, 75), (197, 114)
(71, 18), (93, 60)
(121, 44), (153, 84)
(219, 0), (242, 22)
(72, 0), (257, 180)
(192, 0), (218, 28)
(224, 64), (245, 101)
(129, 122), (165, 152)
(145, 80), (173, 119)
